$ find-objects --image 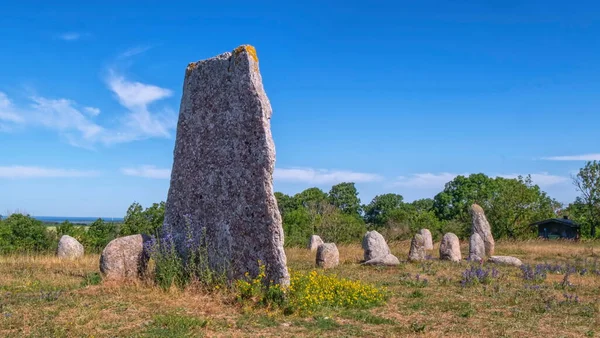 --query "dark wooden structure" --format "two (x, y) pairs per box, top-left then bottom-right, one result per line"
(530, 216), (580, 239)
